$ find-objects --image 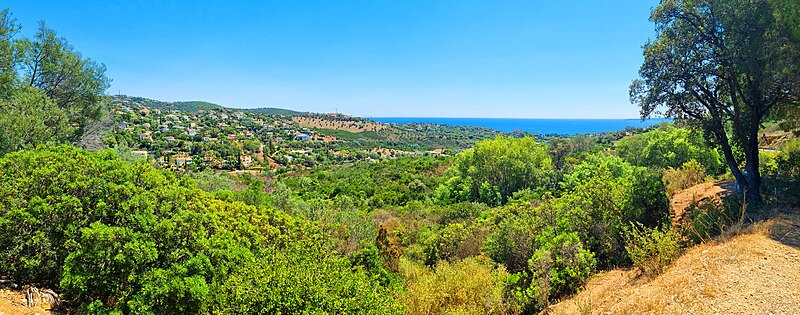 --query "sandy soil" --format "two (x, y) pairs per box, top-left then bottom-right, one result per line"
(670, 180), (735, 226)
(549, 210), (800, 315)
(0, 288), (56, 315)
